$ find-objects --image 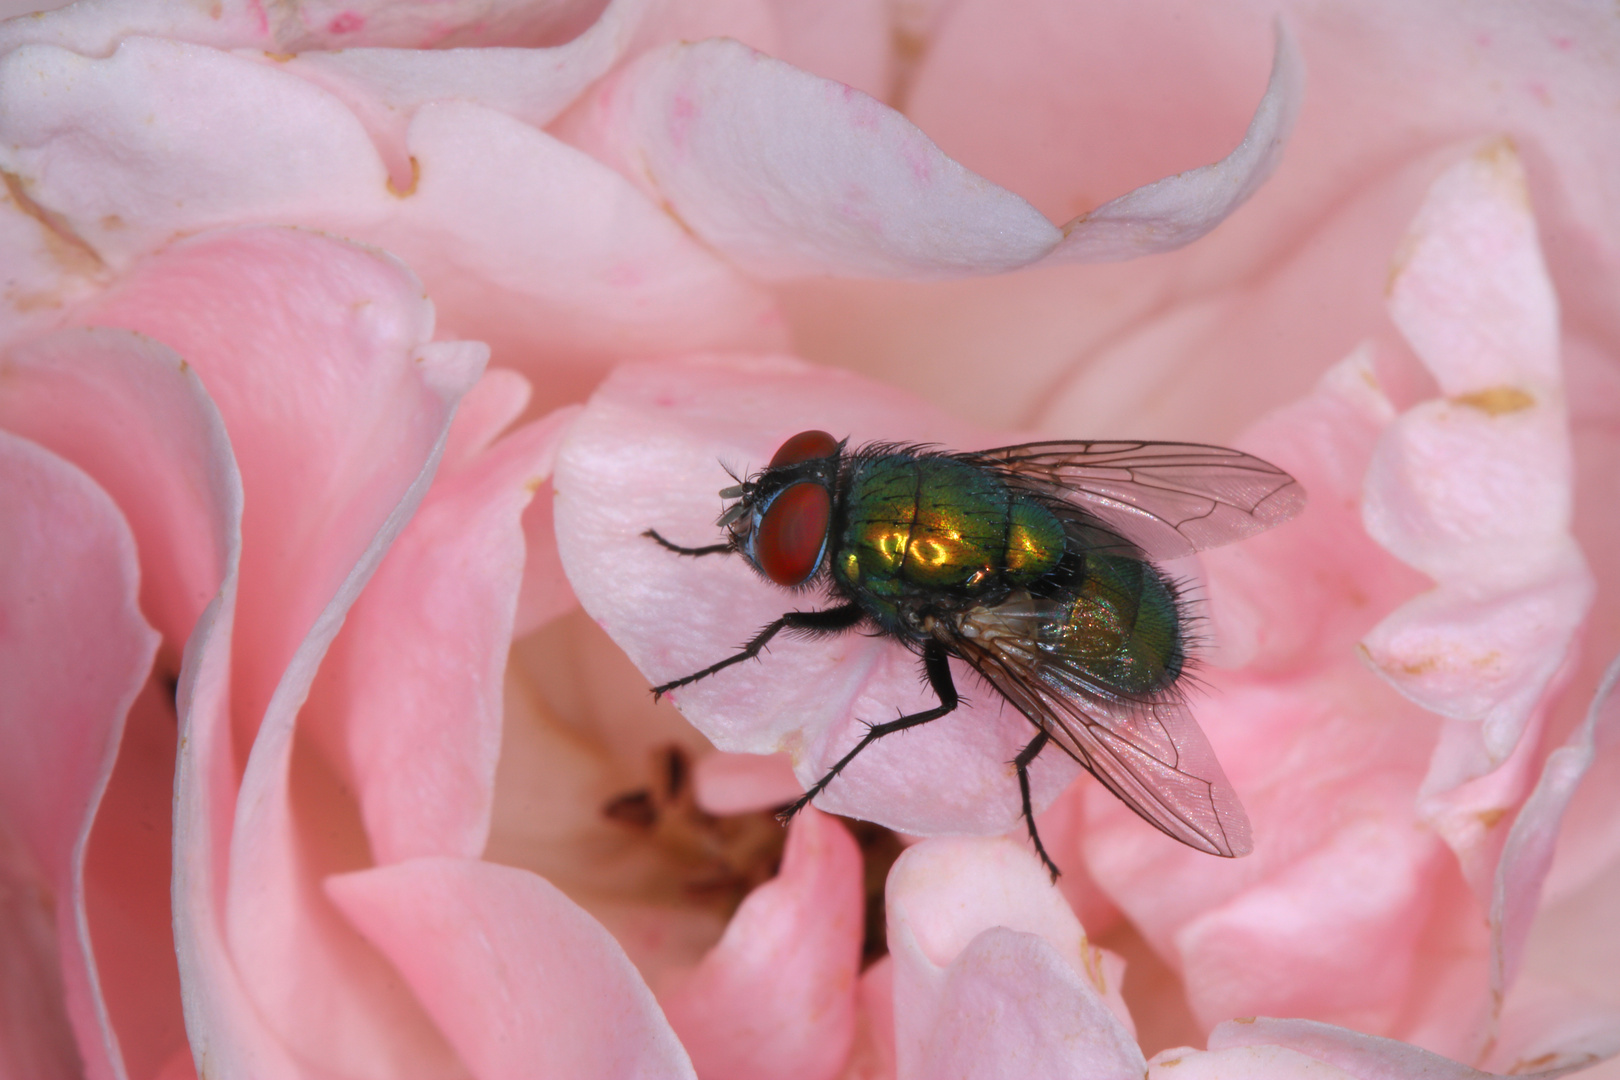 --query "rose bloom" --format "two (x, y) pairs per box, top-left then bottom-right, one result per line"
(2, 0), (1618, 1078)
